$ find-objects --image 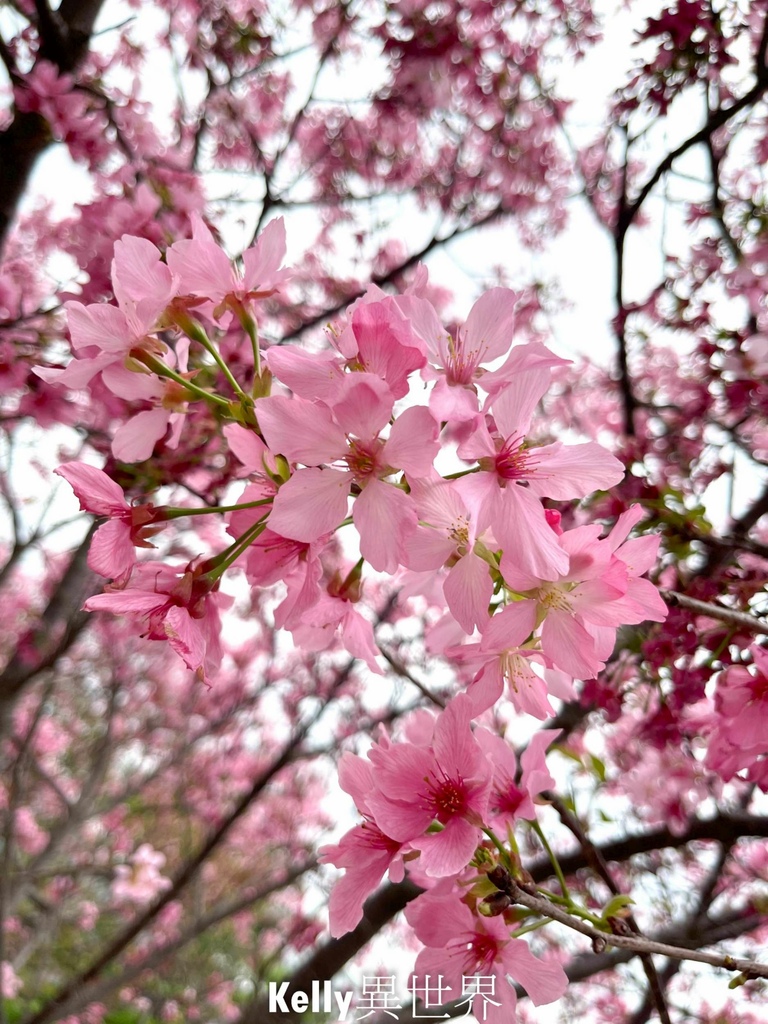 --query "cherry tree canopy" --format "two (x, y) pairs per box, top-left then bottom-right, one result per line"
(1, 2), (768, 1024)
